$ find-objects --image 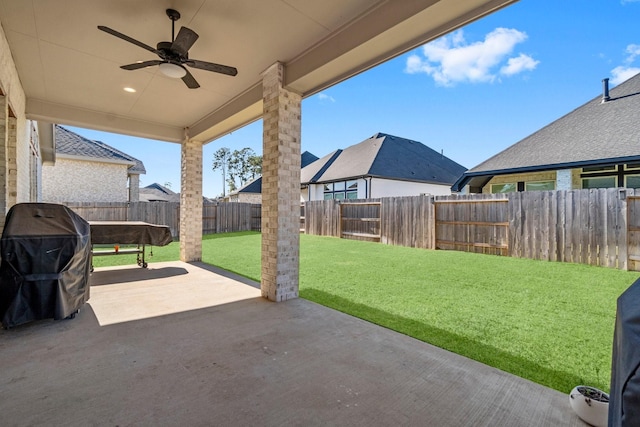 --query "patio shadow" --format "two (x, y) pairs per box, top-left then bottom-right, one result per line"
(90, 266), (188, 286)
(301, 288), (586, 393)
